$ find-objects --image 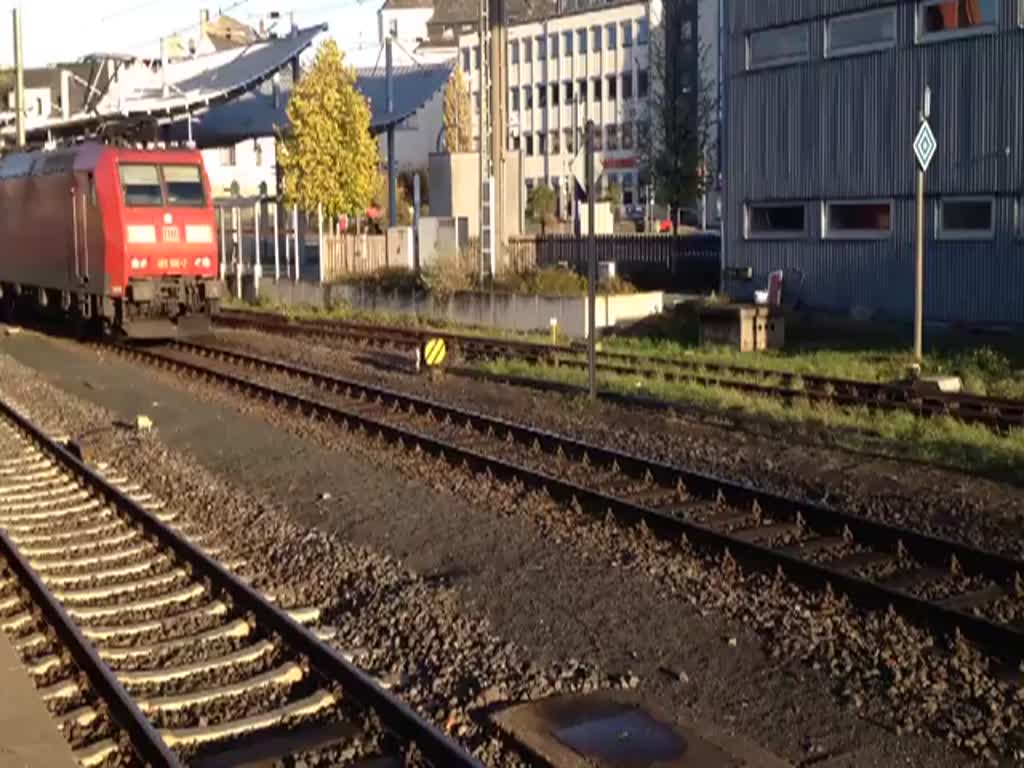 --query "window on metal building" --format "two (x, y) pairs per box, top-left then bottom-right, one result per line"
(577, 78), (587, 102)
(592, 77), (602, 101)
(918, 0), (998, 42)
(537, 34), (547, 59)
(563, 80), (573, 103)
(938, 198), (995, 239)
(563, 30), (573, 55)
(524, 37), (533, 61)
(824, 201), (893, 238)
(550, 33), (559, 57)
(827, 8), (897, 57)
(592, 25), (602, 51)
(577, 28), (588, 54)
(523, 85), (533, 109)
(510, 40), (519, 64)
(746, 204), (807, 238)
(511, 87), (520, 111)
(525, 134), (535, 155)
(606, 74), (617, 100)
(747, 24), (810, 69)
(551, 82), (560, 106)
(622, 20), (633, 47)
(537, 84), (547, 108)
